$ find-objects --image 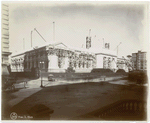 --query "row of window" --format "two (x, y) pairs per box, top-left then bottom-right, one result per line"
(11, 58), (24, 62)
(67, 61), (93, 69)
